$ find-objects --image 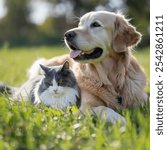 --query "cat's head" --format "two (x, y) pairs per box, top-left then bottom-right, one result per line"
(39, 61), (78, 97)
